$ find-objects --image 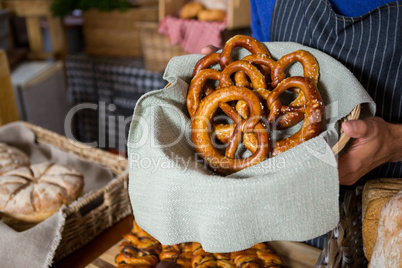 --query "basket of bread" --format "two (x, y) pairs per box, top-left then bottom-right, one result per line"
(127, 35), (375, 253)
(0, 122), (131, 266)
